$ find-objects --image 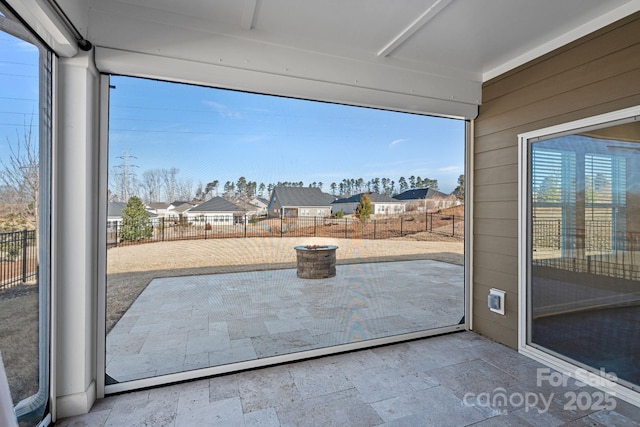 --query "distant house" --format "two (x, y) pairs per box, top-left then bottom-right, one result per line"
(250, 197), (269, 217)
(267, 186), (335, 218)
(187, 197), (245, 224)
(106, 202), (157, 245)
(393, 188), (460, 212)
(166, 201), (195, 219)
(108, 202), (158, 224)
(147, 202), (170, 217)
(332, 193), (405, 216)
